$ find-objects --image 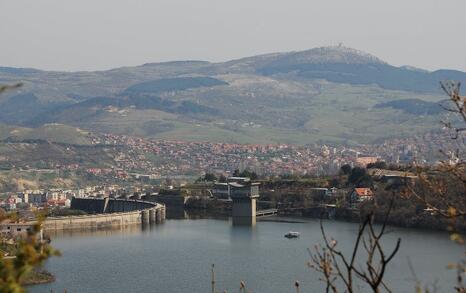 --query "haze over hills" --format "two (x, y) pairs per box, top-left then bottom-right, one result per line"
(0, 45), (464, 145)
